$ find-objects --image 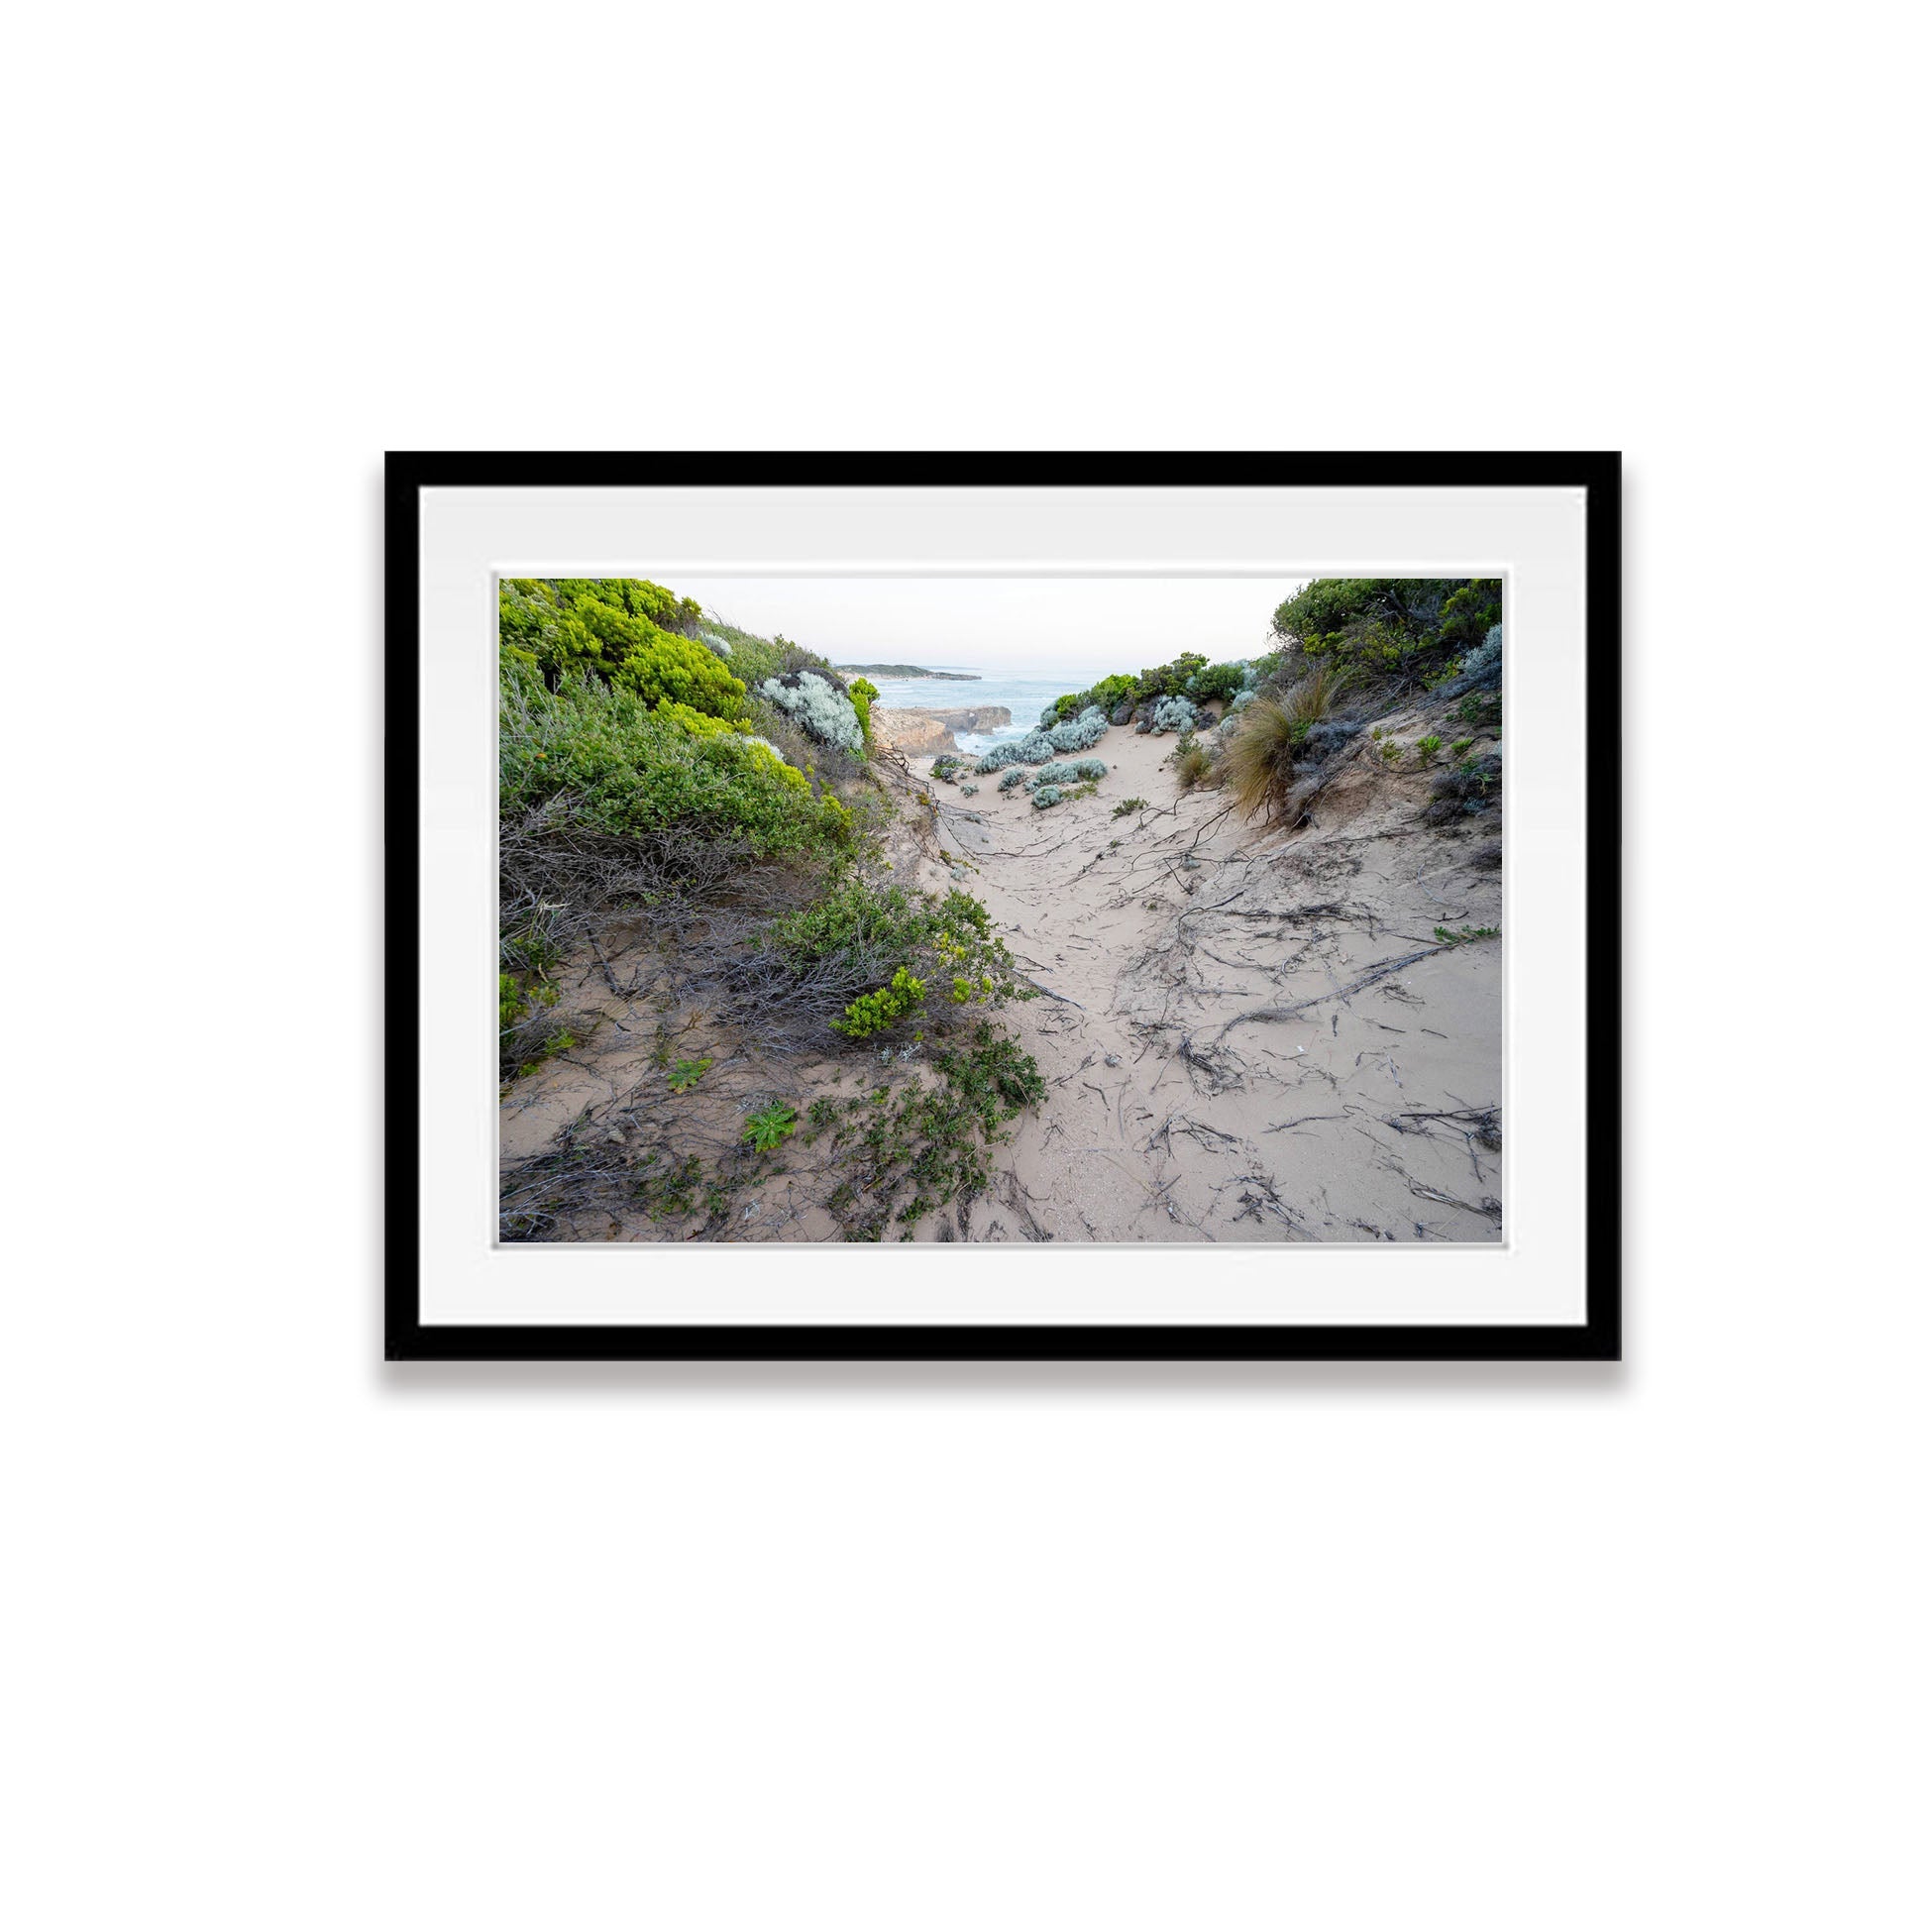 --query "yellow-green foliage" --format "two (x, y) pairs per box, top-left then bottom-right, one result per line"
(499, 578), (747, 722)
(609, 630), (745, 719)
(655, 700), (742, 739)
(833, 965), (927, 1040)
(849, 677), (880, 743)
